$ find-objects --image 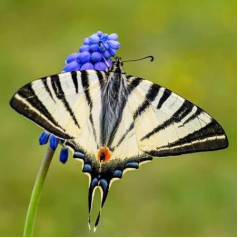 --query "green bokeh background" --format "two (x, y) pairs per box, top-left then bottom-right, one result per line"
(0, 0), (236, 236)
